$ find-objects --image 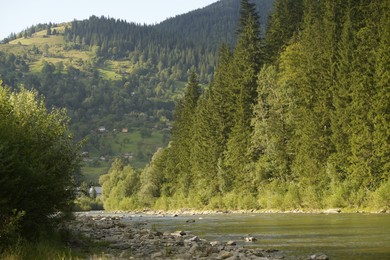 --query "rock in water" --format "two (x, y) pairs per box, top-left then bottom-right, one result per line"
(245, 236), (257, 242)
(308, 253), (329, 260)
(226, 240), (237, 246)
